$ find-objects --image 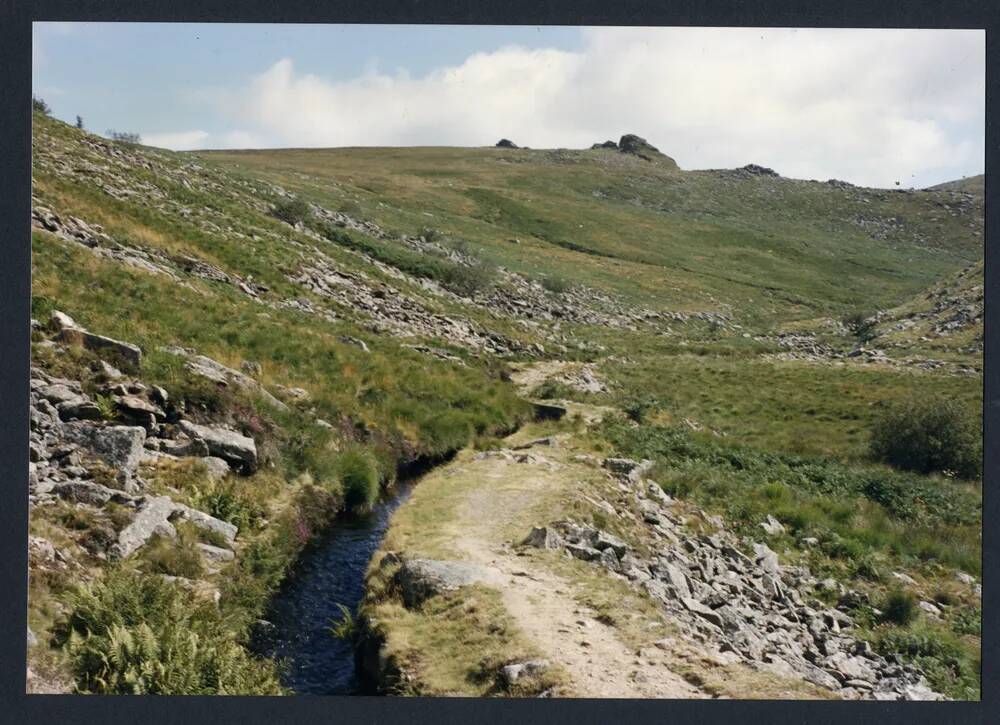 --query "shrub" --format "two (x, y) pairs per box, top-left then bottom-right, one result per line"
(869, 394), (981, 478)
(540, 275), (571, 294)
(271, 198), (313, 226)
(190, 480), (266, 533)
(106, 129), (142, 144)
(142, 530), (205, 579)
(843, 310), (877, 342)
(880, 588), (918, 625)
(623, 395), (656, 424)
(32, 95), (50, 115)
(59, 568), (283, 694)
(875, 624), (980, 699)
(338, 449), (380, 512)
